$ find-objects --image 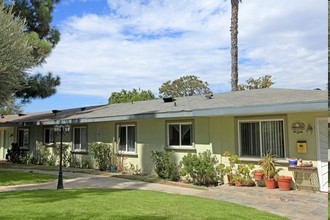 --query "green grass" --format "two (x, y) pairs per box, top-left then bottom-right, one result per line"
(0, 171), (56, 186)
(0, 189), (287, 220)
